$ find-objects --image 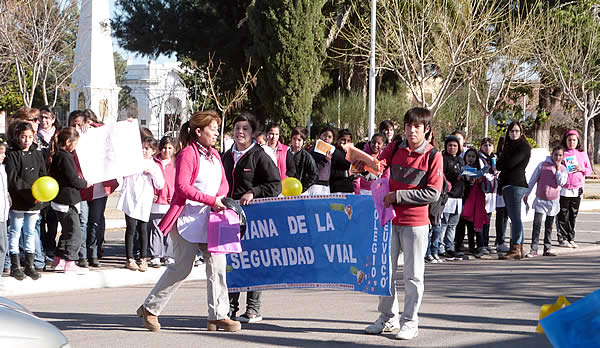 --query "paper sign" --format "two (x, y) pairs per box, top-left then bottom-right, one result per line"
(75, 121), (146, 184)
(564, 156), (578, 173)
(344, 144), (380, 175)
(314, 139), (335, 156)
